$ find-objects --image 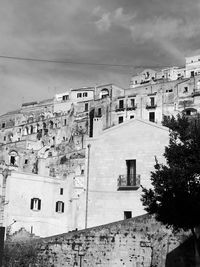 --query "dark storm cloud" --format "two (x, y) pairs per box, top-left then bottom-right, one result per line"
(0, 0), (199, 114)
